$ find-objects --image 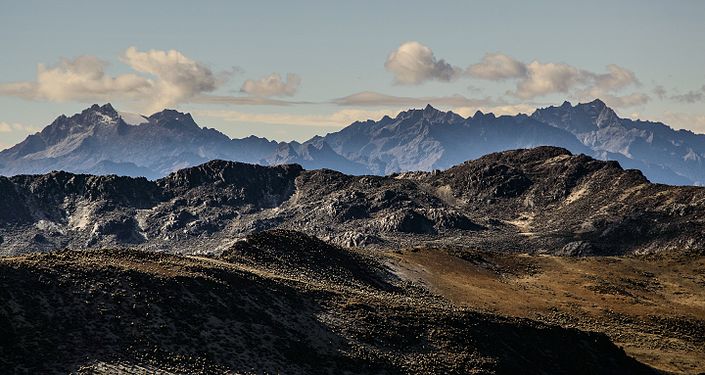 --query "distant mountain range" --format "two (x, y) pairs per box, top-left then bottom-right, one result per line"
(1, 99), (704, 185)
